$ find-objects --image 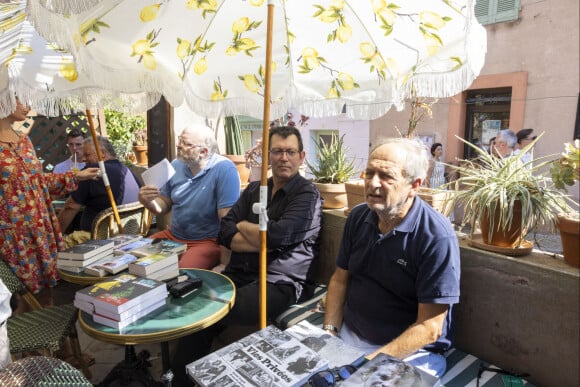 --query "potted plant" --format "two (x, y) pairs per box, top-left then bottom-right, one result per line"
(550, 139), (580, 267)
(447, 134), (576, 253)
(223, 115), (249, 185)
(306, 134), (357, 209)
(104, 109), (147, 165)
